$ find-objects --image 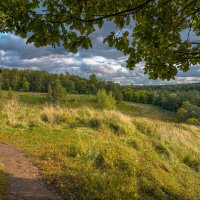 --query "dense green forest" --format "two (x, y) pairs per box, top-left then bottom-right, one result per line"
(0, 68), (122, 100)
(0, 68), (200, 125)
(123, 83), (200, 92)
